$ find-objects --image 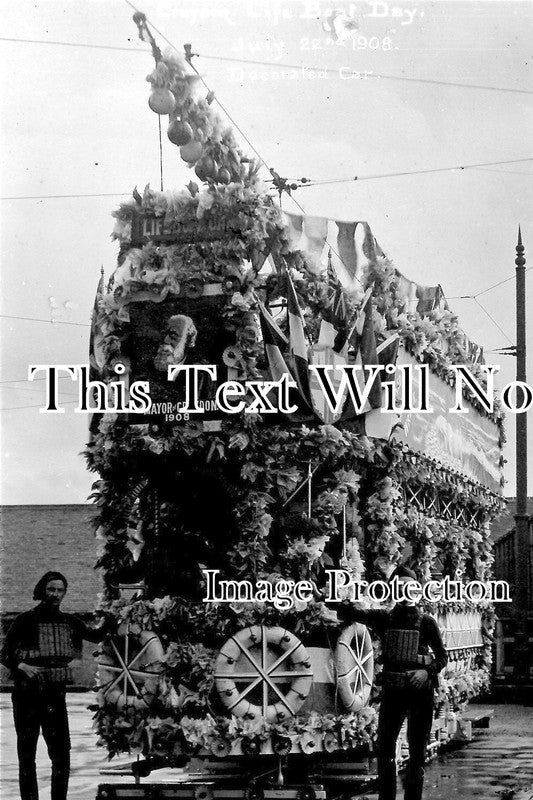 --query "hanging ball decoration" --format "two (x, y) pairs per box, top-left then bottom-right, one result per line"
(148, 88), (176, 116)
(218, 167), (231, 185)
(202, 156), (216, 177)
(167, 120), (194, 146)
(180, 140), (203, 163)
(195, 156), (215, 182)
(194, 161), (209, 182)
